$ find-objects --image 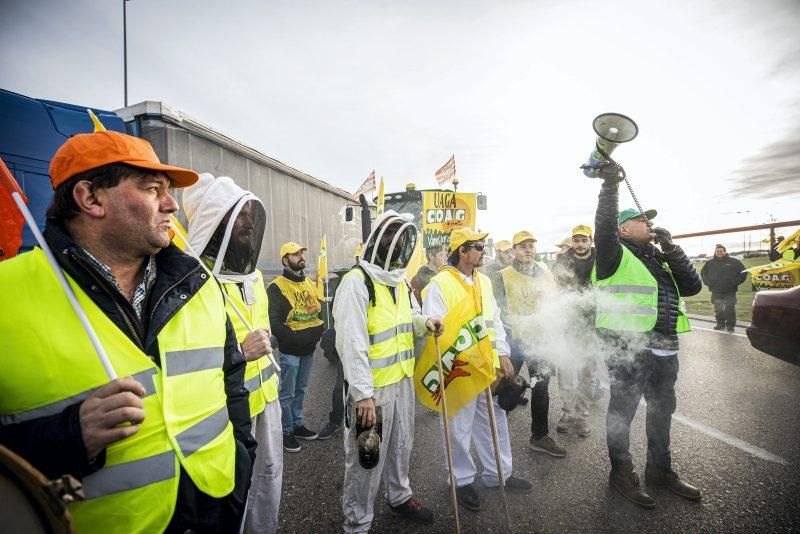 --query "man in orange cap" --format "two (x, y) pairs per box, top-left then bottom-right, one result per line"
(0, 130), (256, 533)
